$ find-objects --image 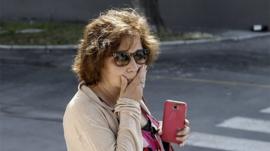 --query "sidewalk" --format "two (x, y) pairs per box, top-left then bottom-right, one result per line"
(160, 30), (270, 51)
(1, 29), (269, 68)
(0, 30), (269, 51)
